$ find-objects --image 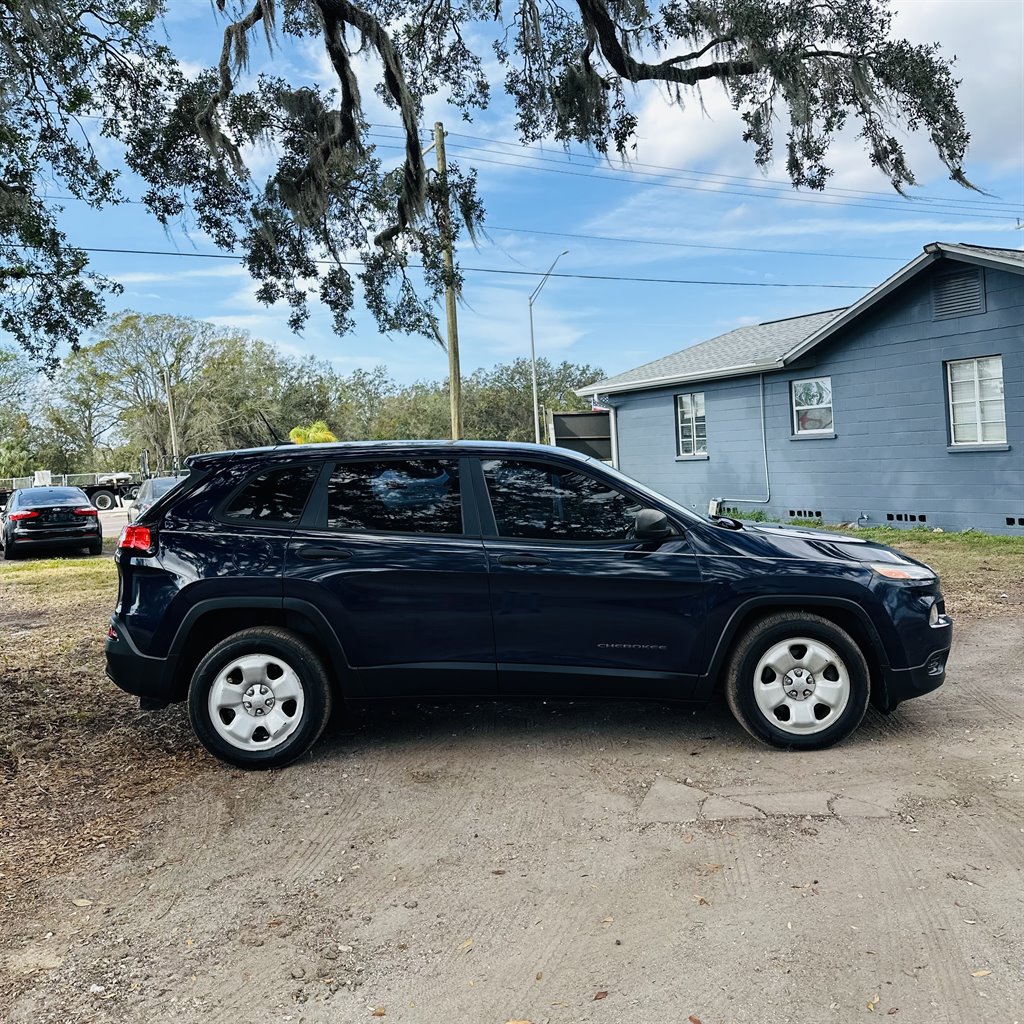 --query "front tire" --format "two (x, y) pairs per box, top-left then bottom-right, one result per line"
(725, 613), (870, 750)
(188, 627), (333, 769)
(91, 489), (116, 510)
